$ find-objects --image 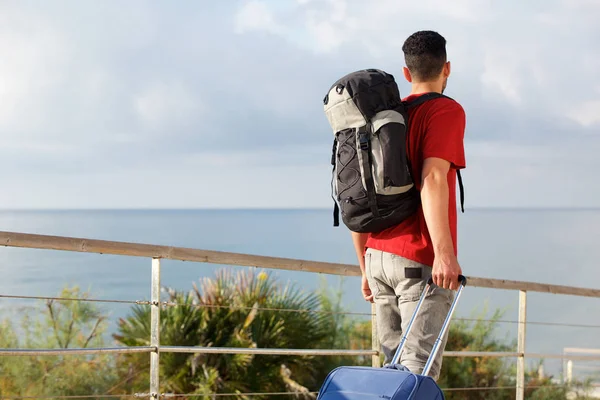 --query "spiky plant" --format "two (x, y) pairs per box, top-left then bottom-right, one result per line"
(113, 268), (332, 398)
